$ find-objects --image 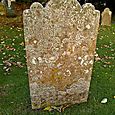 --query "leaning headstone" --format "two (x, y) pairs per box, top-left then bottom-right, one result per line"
(0, 3), (6, 16)
(101, 8), (112, 26)
(23, 0), (100, 109)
